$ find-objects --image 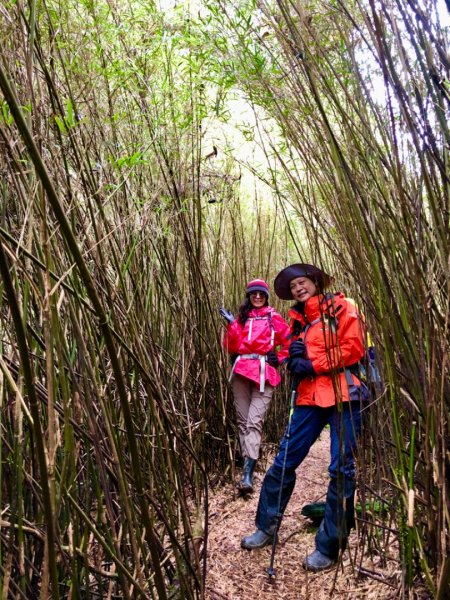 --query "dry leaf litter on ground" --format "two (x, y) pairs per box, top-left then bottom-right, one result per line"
(205, 435), (408, 600)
